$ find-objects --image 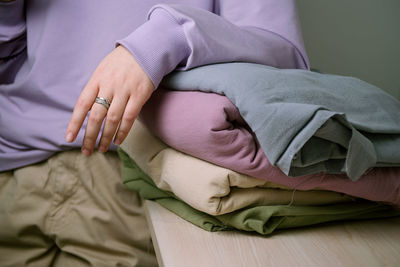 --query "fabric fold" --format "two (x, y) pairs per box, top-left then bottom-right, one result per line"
(121, 121), (400, 210)
(140, 89), (400, 207)
(118, 148), (400, 235)
(159, 63), (400, 180)
(121, 122), (352, 216)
